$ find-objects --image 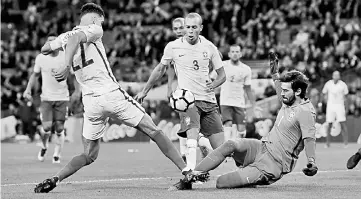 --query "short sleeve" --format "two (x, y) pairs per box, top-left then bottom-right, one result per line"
(343, 82), (349, 95)
(298, 109), (317, 139)
(160, 42), (173, 65)
(244, 67), (252, 85)
(33, 55), (42, 73)
(210, 44), (223, 70)
(322, 81), (329, 94)
(79, 24), (103, 43)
